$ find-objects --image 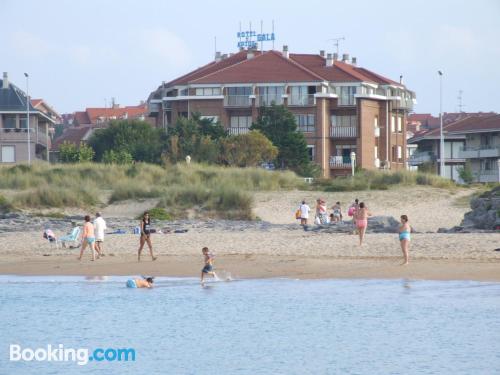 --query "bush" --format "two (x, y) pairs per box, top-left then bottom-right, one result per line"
(0, 194), (12, 212)
(458, 162), (474, 184)
(136, 207), (173, 221)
